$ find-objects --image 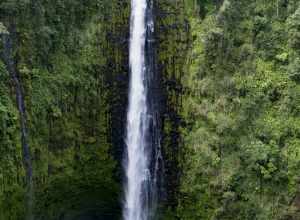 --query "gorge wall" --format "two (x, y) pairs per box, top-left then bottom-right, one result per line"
(0, 0), (188, 219)
(0, 1), (130, 219)
(1, 0), (300, 220)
